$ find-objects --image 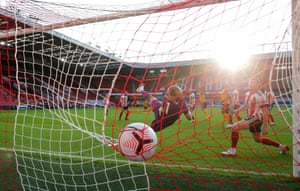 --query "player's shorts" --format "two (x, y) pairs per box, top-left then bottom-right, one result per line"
(221, 104), (229, 113)
(201, 102), (207, 109)
(245, 117), (263, 133)
(233, 104), (240, 109)
(122, 106), (129, 110)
